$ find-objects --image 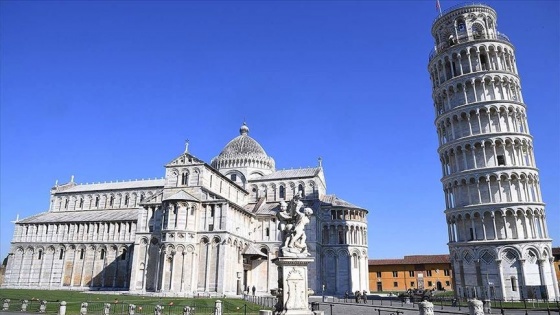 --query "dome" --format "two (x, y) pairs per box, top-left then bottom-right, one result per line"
(211, 123), (275, 172)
